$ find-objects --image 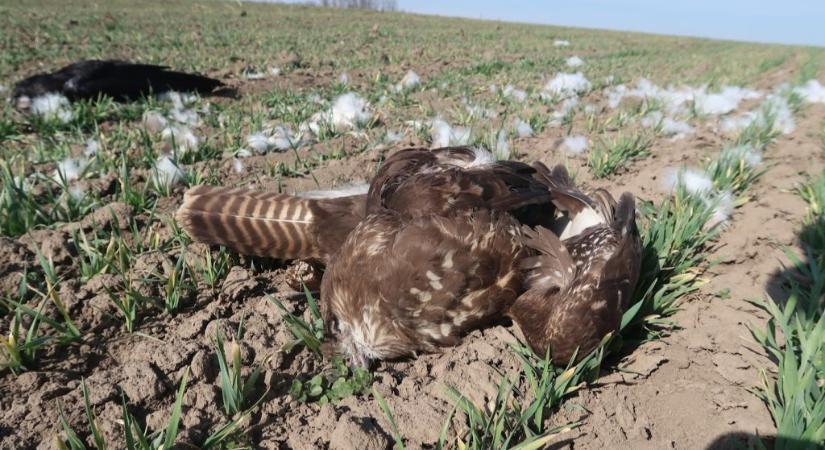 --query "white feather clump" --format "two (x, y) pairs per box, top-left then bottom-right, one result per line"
(561, 135), (588, 155)
(54, 157), (89, 183)
(763, 94), (796, 134)
(642, 112), (693, 138)
(704, 191), (735, 230)
(553, 39), (570, 47)
(720, 93), (795, 135)
(329, 93), (372, 131)
(246, 132), (272, 154)
(723, 145), (762, 168)
(694, 86), (762, 116)
(269, 125), (298, 150)
(566, 56), (584, 68)
(246, 126), (297, 153)
(384, 130), (404, 143)
(608, 80), (761, 116)
(31, 93), (73, 123)
(396, 70), (420, 91)
(159, 91), (197, 110)
(543, 73), (591, 98)
(68, 185), (87, 202)
(84, 139), (101, 157)
(161, 126), (199, 153)
(143, 111), (168, 133)
(548, 97), (579, 124)
(298, 183), (370, 199)
(232, 158), (245, 174)
(661, 118), (694, 138)
(465, 102), (498, 119)
(235, 148), (253, 158)
(513, 118), (533, 138)
(492, 130), (510, 160)
(431, 119), (471, 148)
(153, 156), (184, 188)
(269, 67), (282, 77)
(339, 72), (350, 85)
(793, 79), (825, 104)
(502, 84), (527, 102)
(662, 167), (713, 195)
